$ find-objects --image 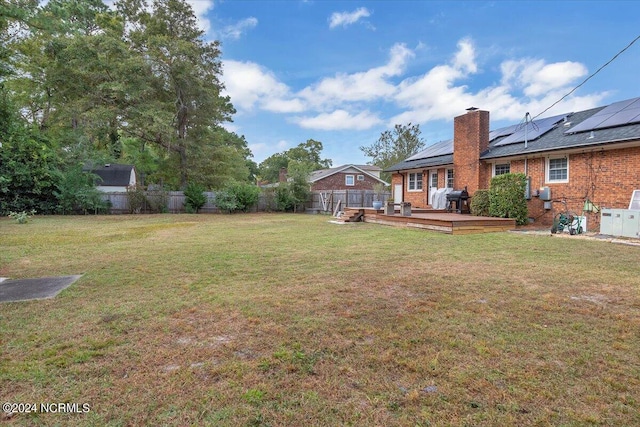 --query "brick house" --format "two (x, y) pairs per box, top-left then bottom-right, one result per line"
(309, 164), (388, 191)
(384, 97), (640, 230)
